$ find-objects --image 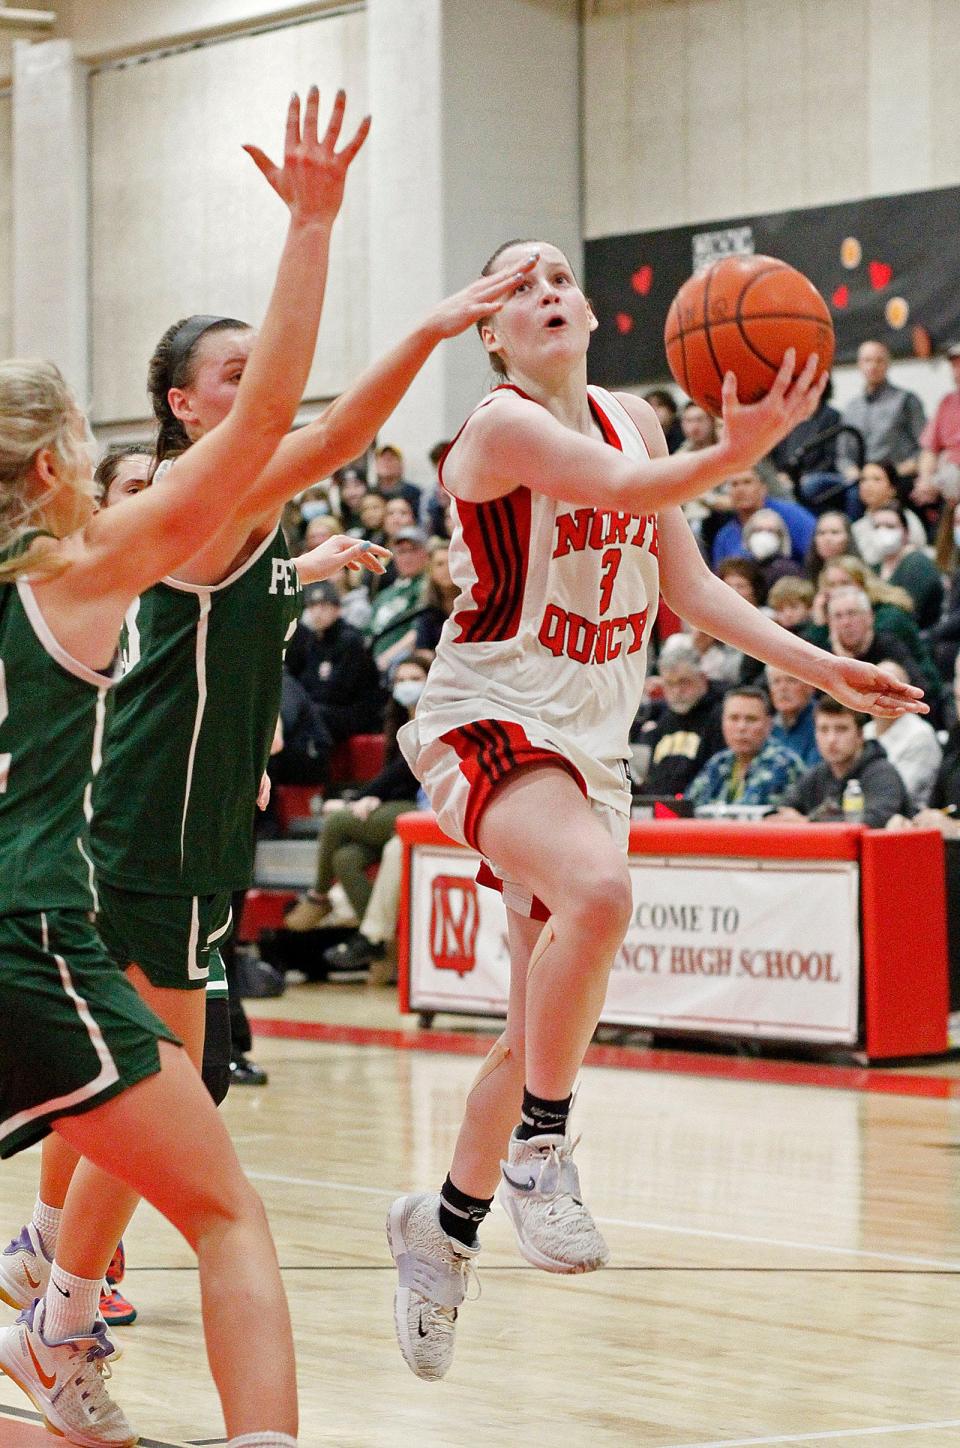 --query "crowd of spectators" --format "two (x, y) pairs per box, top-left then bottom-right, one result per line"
(631, 340), (960, 832)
